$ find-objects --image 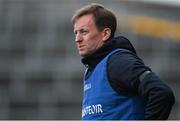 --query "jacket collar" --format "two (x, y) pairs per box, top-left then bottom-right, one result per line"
(81, 36), (136, 69)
